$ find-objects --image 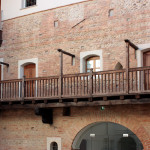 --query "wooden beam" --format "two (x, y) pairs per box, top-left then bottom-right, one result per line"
(135, 95), (140, 99)
(1, 98), (150, 109)
(57, 49), (75, 57)
(103, 97), (107, 101)
(124, 39), (139, 50)
(74, 98), (78, 103)
(44, 100), (48, 104)
(120, 96), (124, 100)
(21, 101), (24, 105)
(0, 61), (9, 67)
